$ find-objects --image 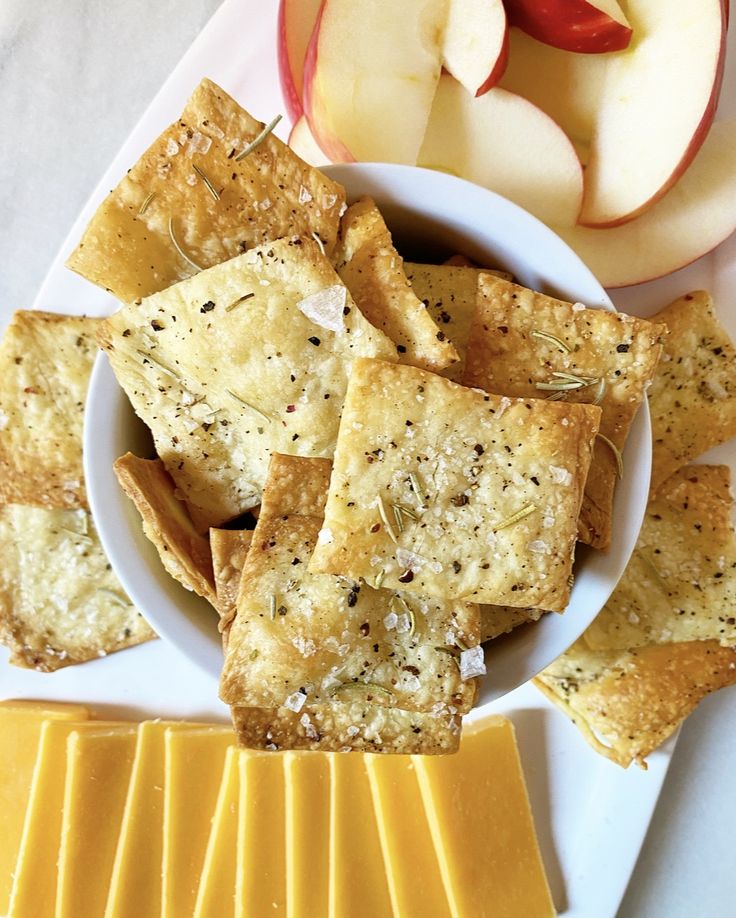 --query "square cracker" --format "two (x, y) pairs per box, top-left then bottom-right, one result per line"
(463, 276), (664, 549)
(649, 291), (736, 493)
(0, 504), (155, 671)
(535, 637), (736, 768)
(480, 605), (545, 642)
(67, 78), (345, 303)
(113, 453), (217, 607)
(0, 311), (98, 509)
(99, 236), (397, 531)
(405, 262), (507, 381)
(231, 702), (461, 755)
(309, 358), (601, 610)
(584, 465), (736, 651)
(220, 453), (479, 714)
(210, 529), (253, 629)
(333, 198), (459, 373)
